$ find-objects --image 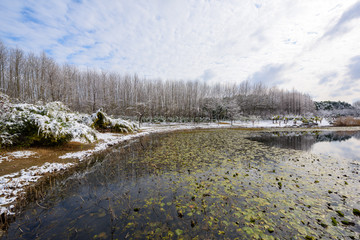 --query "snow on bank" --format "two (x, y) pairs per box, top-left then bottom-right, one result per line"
(0, 120), (331, 216)
(0, 162), (74, 215)
(0, 151), (38, 164)
(0, 156), (8, 164)
(7, 151), (37, 159)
